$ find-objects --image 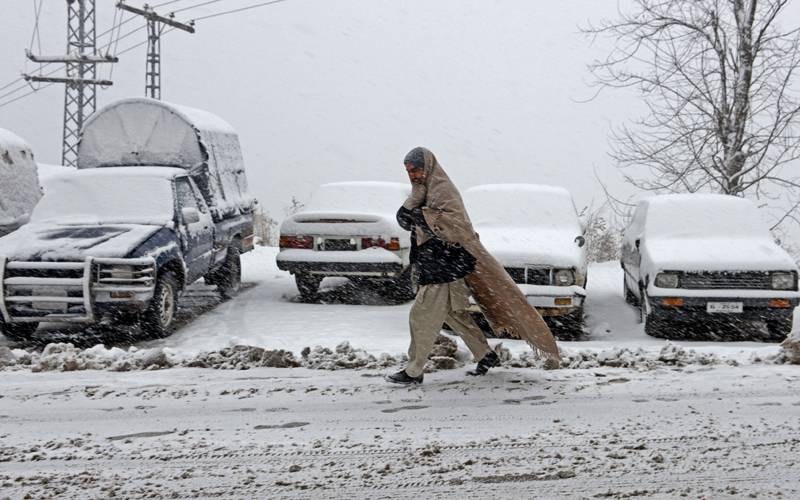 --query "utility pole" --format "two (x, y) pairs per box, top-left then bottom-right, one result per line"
(23, 0), (117, 168)
(116, 2), (195, 100)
